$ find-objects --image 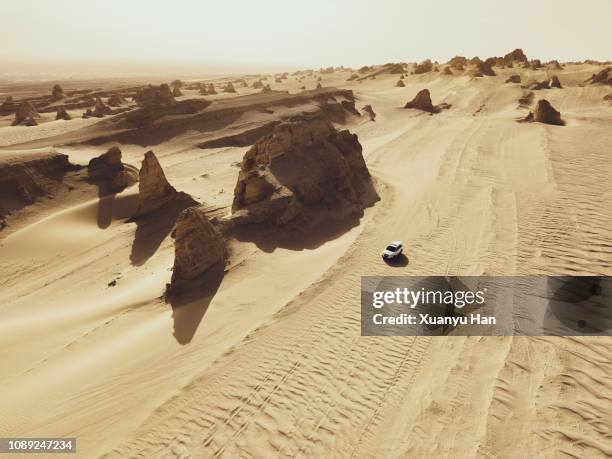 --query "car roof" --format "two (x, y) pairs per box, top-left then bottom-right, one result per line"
(389, 240), (402, 246)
